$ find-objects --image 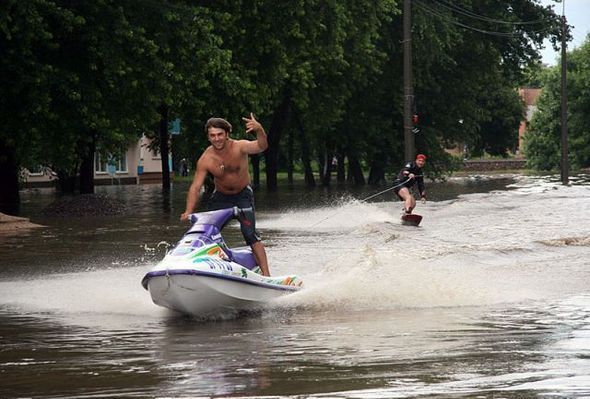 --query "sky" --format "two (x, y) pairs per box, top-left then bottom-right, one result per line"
(538, 0), (590, 65)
